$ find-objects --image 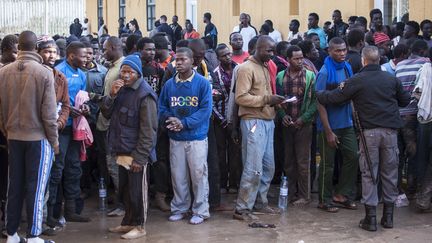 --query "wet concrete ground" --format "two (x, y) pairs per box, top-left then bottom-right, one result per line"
(9, 188), (432, 243)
